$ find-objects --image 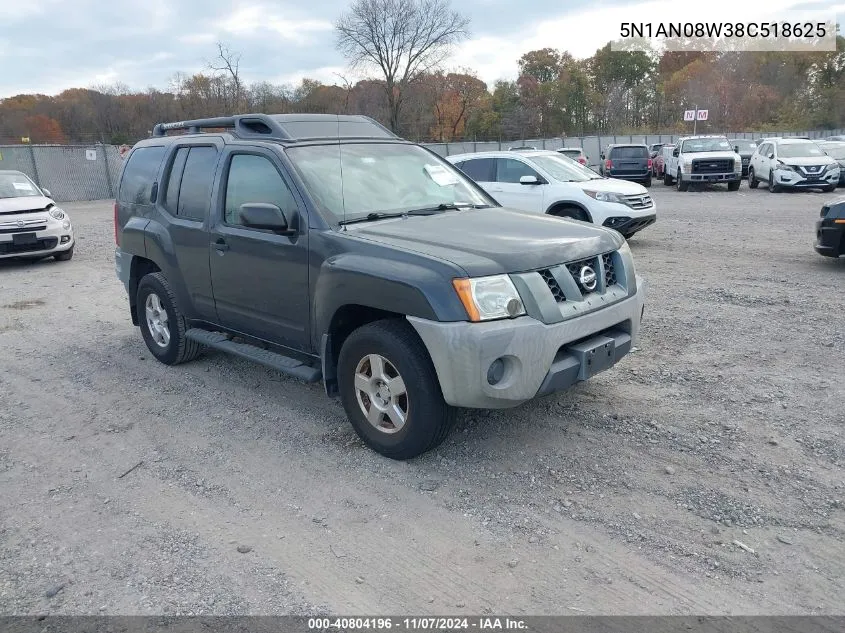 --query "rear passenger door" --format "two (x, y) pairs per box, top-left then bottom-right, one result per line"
(208, 148), (310, 351)
(755, 143), (773, 181)
(155, 141), (222, 321)
(491, 158), (545, 212)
